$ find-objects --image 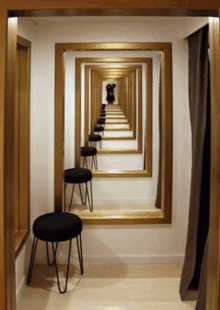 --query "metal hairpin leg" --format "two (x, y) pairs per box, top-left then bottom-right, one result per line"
(52, 240), (72, 294)
(65, 180), (93, 212)
(79, 182), (93, 212)
(82, 157), (88, 169)
(78, 184), (87, 205)
(93, 154), (98, 170)
(27, 237), (38, 284)
(88, 181), (93, 212)
(46, 242), (58, 266)
(76, 234), (84, 274)
(68, 184), (76, 211)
